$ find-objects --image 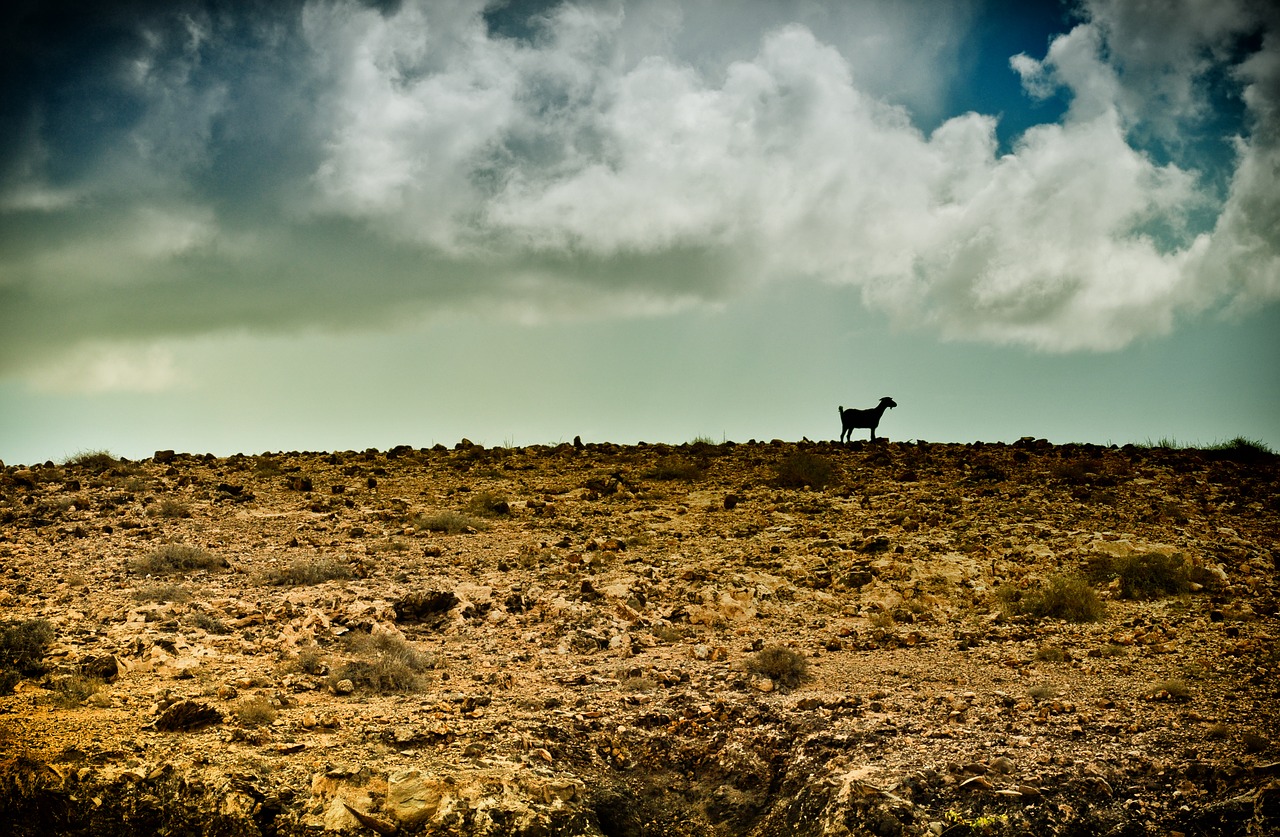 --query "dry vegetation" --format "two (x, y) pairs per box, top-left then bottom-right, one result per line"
(0, 438), (1277, 835)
